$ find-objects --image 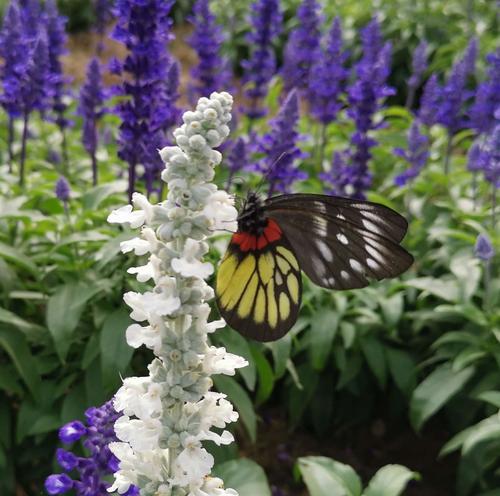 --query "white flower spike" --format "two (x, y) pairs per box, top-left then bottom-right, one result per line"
(108, 93), (246, 496)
